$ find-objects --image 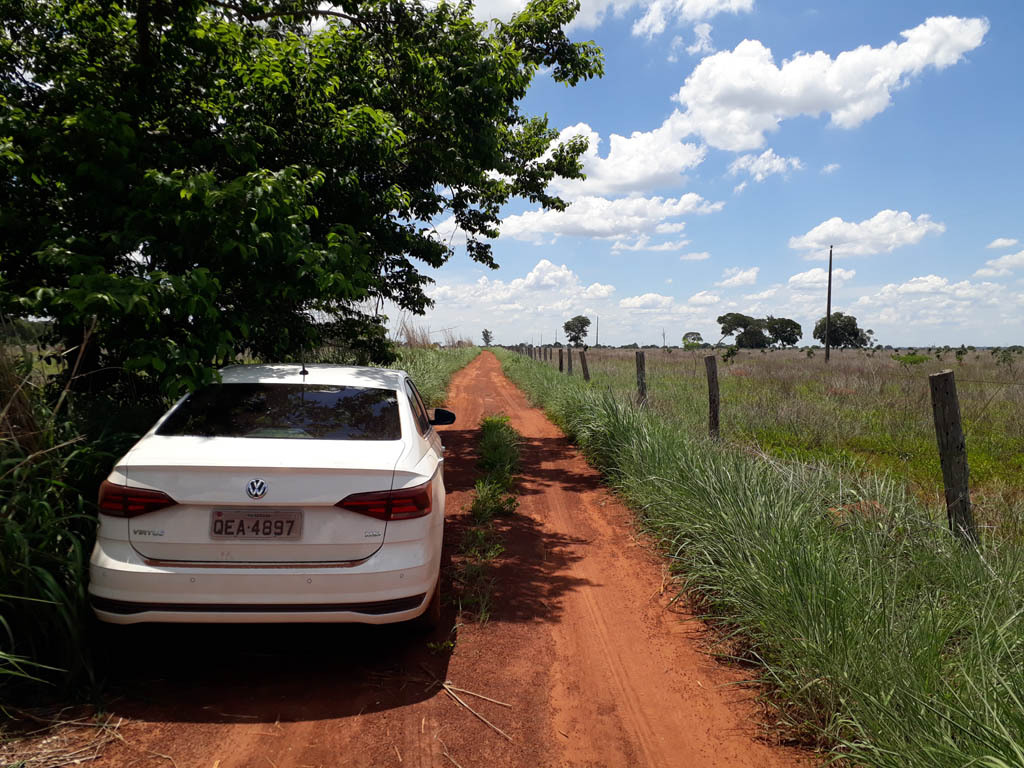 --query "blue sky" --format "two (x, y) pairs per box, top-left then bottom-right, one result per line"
(414, 0), (1024, 347)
